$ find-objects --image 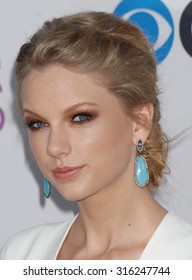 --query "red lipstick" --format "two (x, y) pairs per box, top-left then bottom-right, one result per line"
(52, 165), (84, 181)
